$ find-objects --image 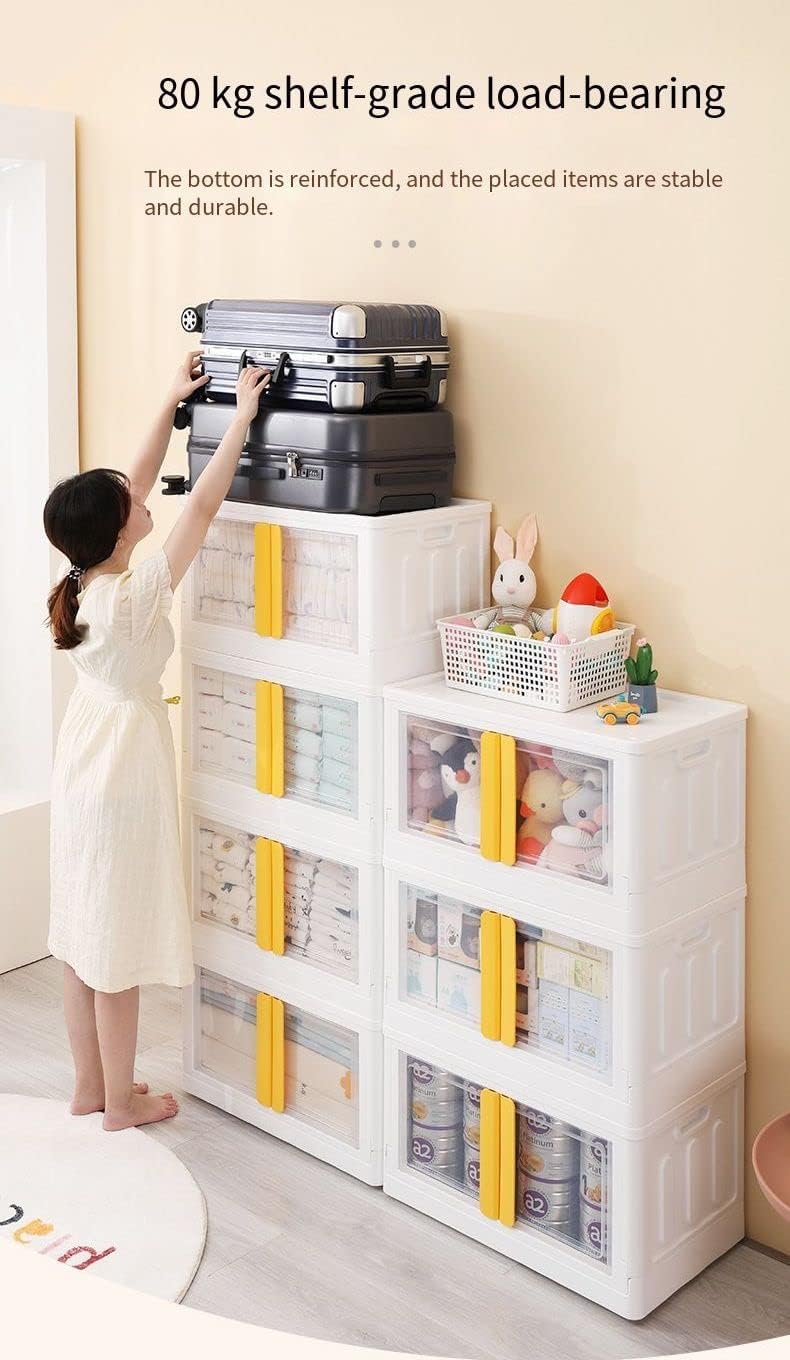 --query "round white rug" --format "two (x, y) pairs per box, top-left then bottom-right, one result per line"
(0, 1095), (206, 1300)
